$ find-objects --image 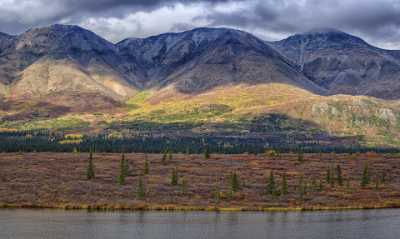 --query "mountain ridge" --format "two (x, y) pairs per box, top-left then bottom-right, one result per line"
(1, 24), (400, 101)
